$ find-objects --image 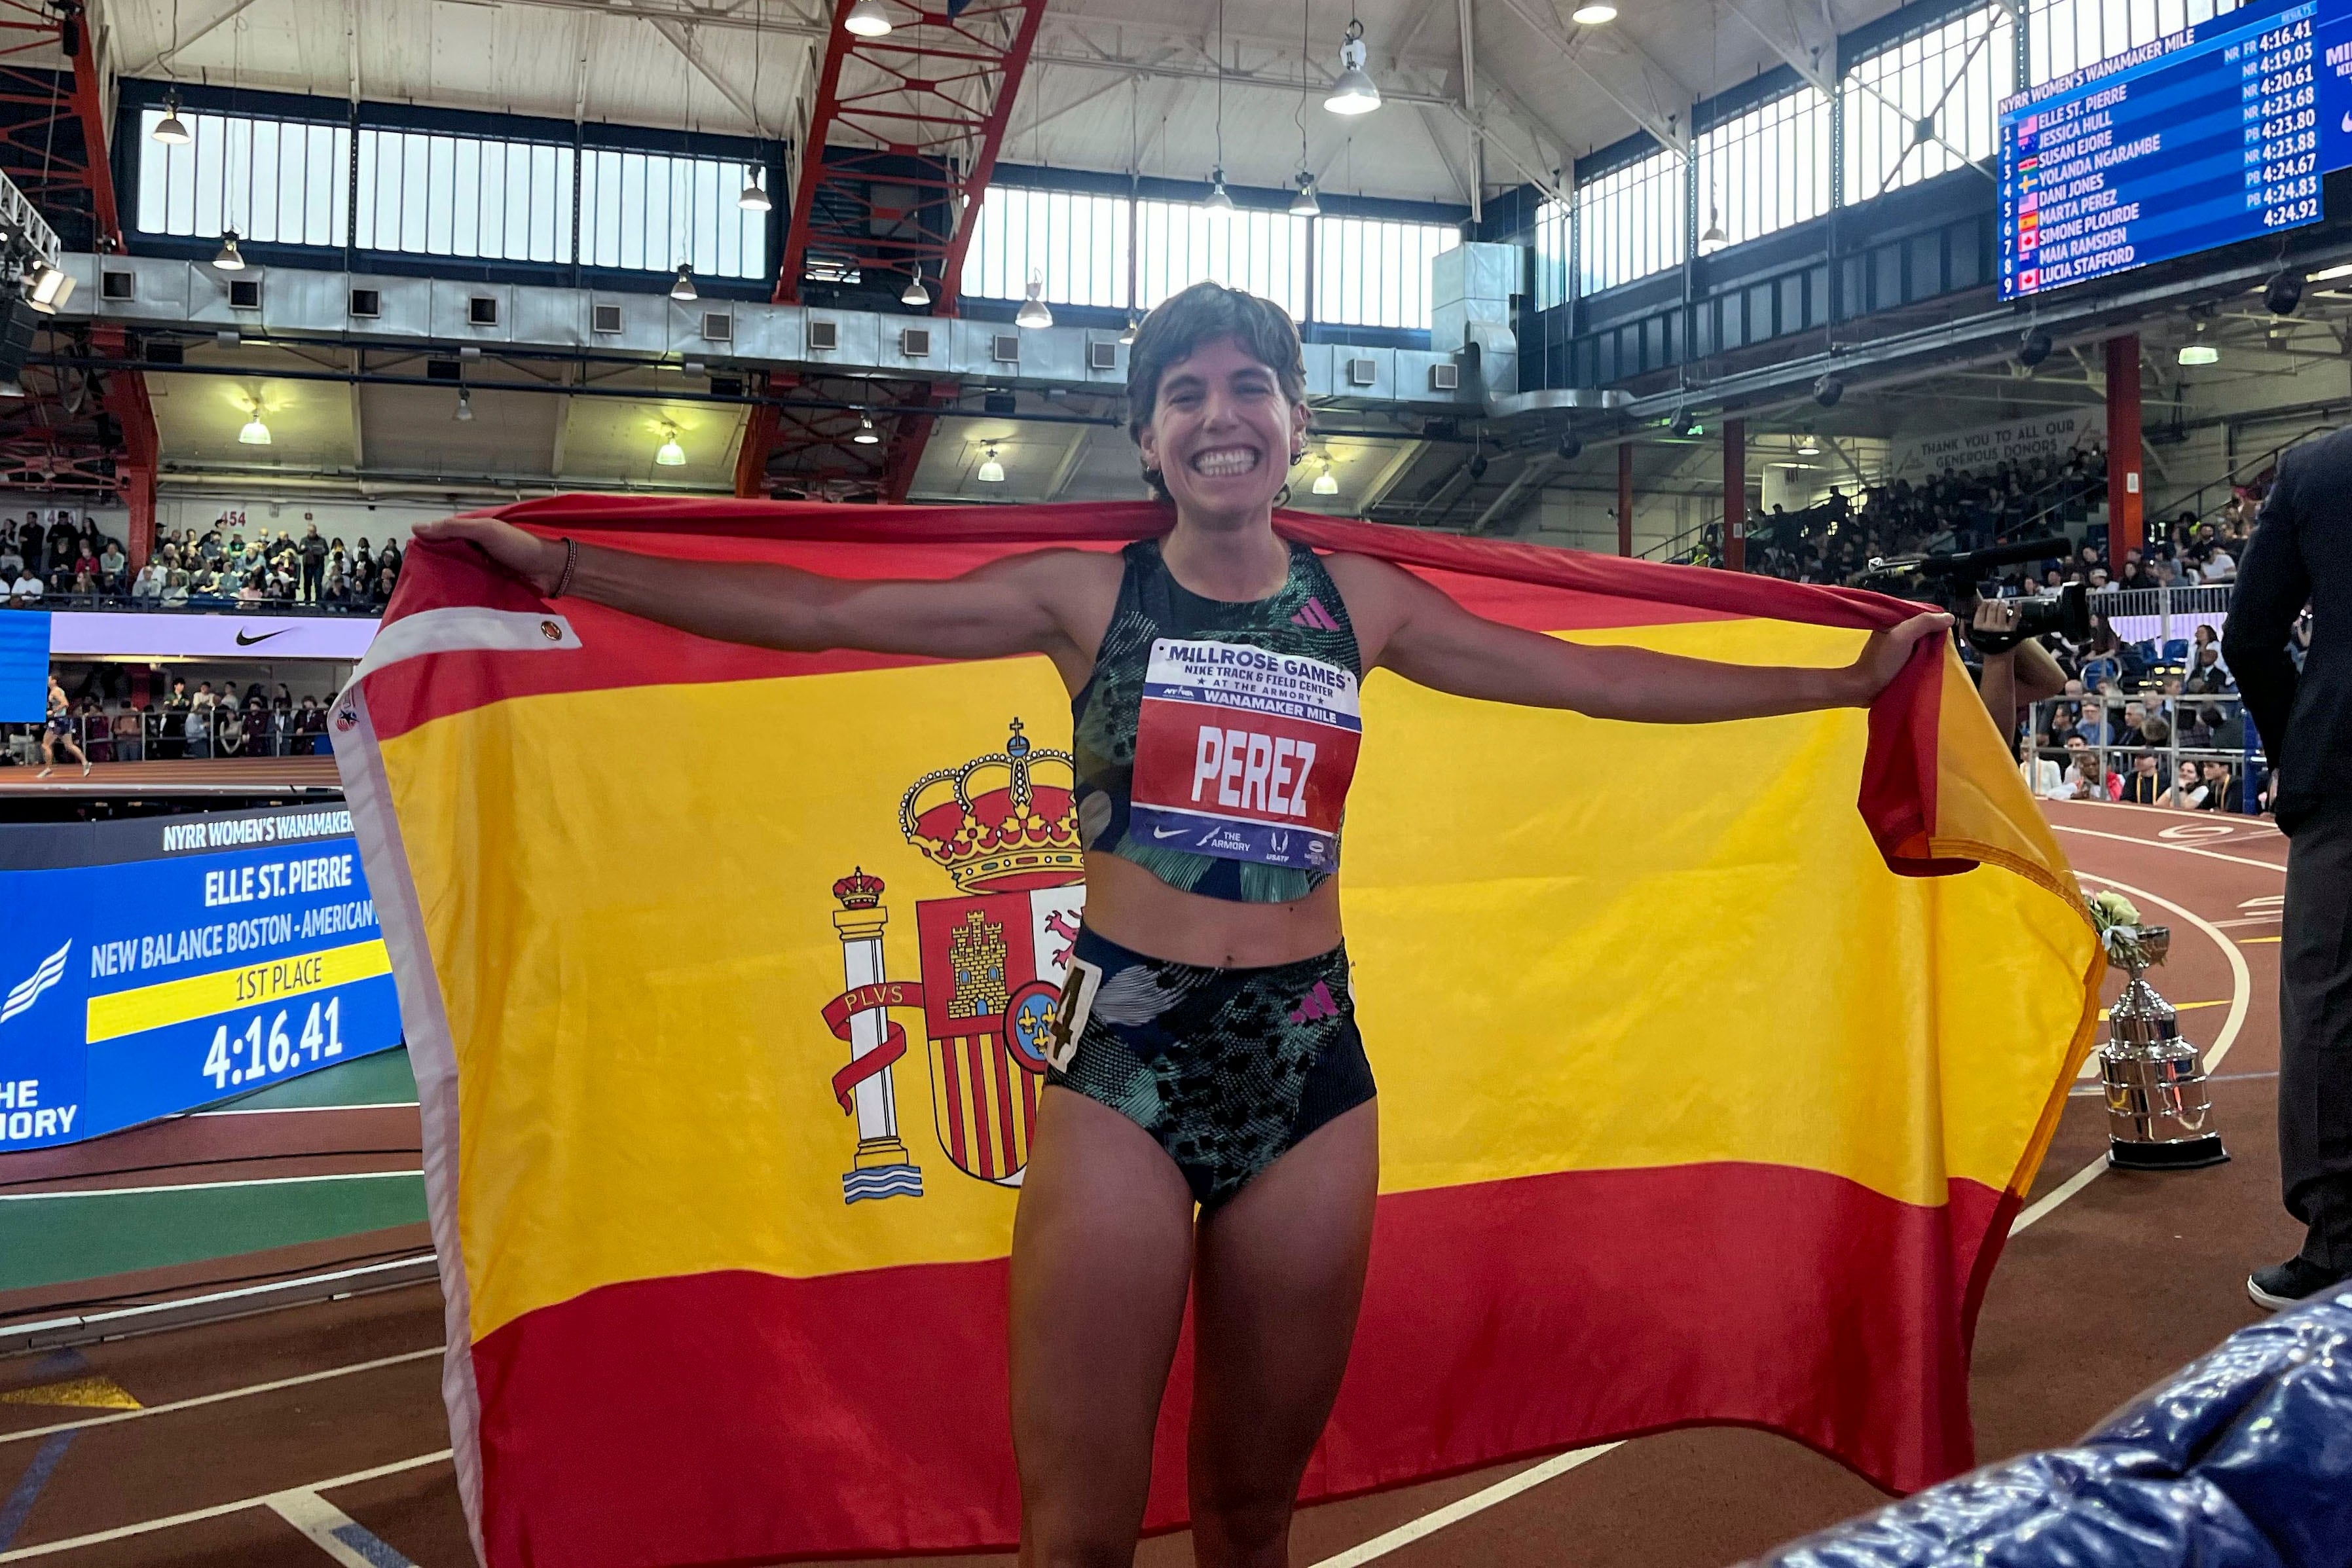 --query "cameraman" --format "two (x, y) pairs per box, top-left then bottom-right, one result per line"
(1969, 596), (2069, 735)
